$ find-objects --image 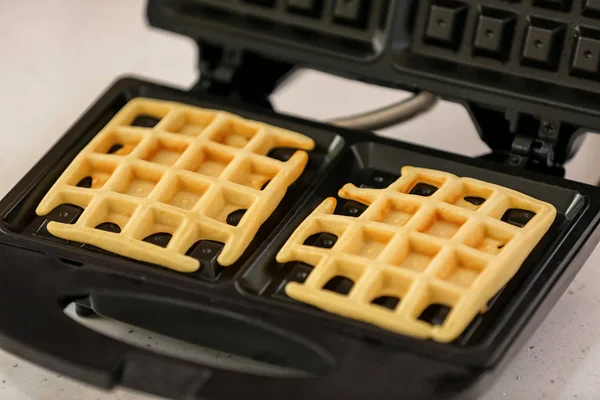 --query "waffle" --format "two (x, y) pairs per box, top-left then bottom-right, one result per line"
(36, 98), (315, 273)
(276, 166), (556, 342)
